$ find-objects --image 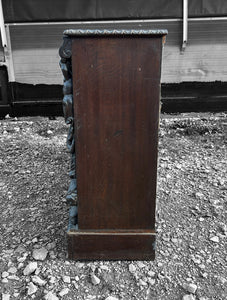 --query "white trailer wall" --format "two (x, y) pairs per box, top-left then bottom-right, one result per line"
(7, 19), (227, 85)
